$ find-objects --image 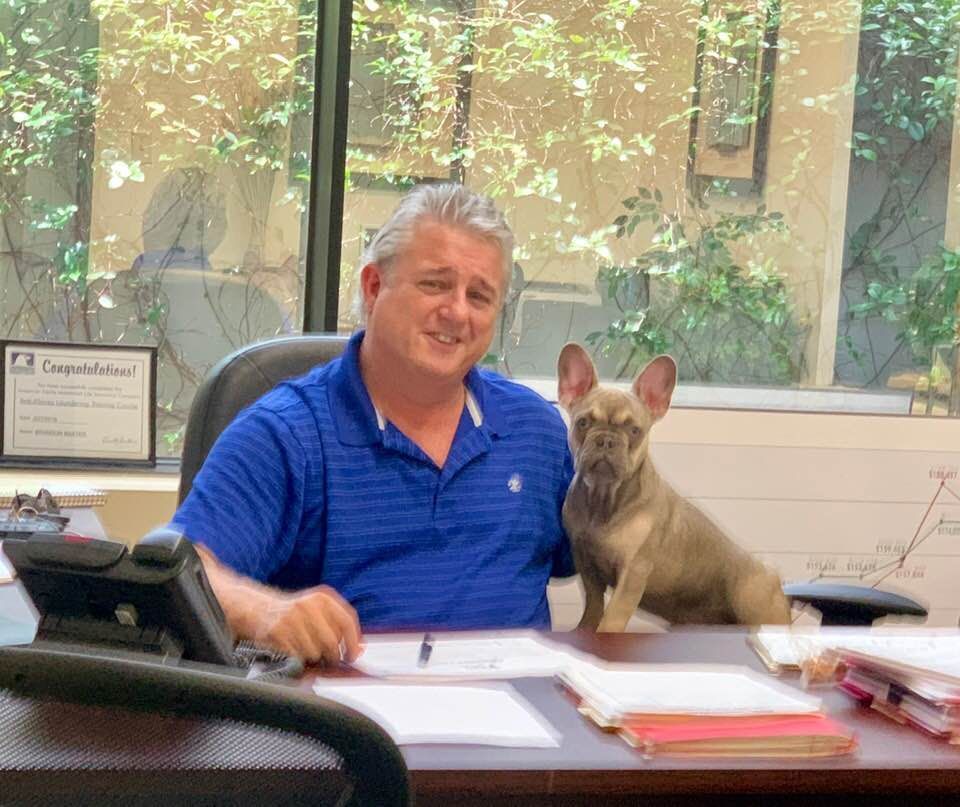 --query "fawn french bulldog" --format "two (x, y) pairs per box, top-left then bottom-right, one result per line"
(558, 343), (791, 632)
